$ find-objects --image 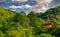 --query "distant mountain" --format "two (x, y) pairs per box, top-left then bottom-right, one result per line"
(36, 6), (60, 20)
